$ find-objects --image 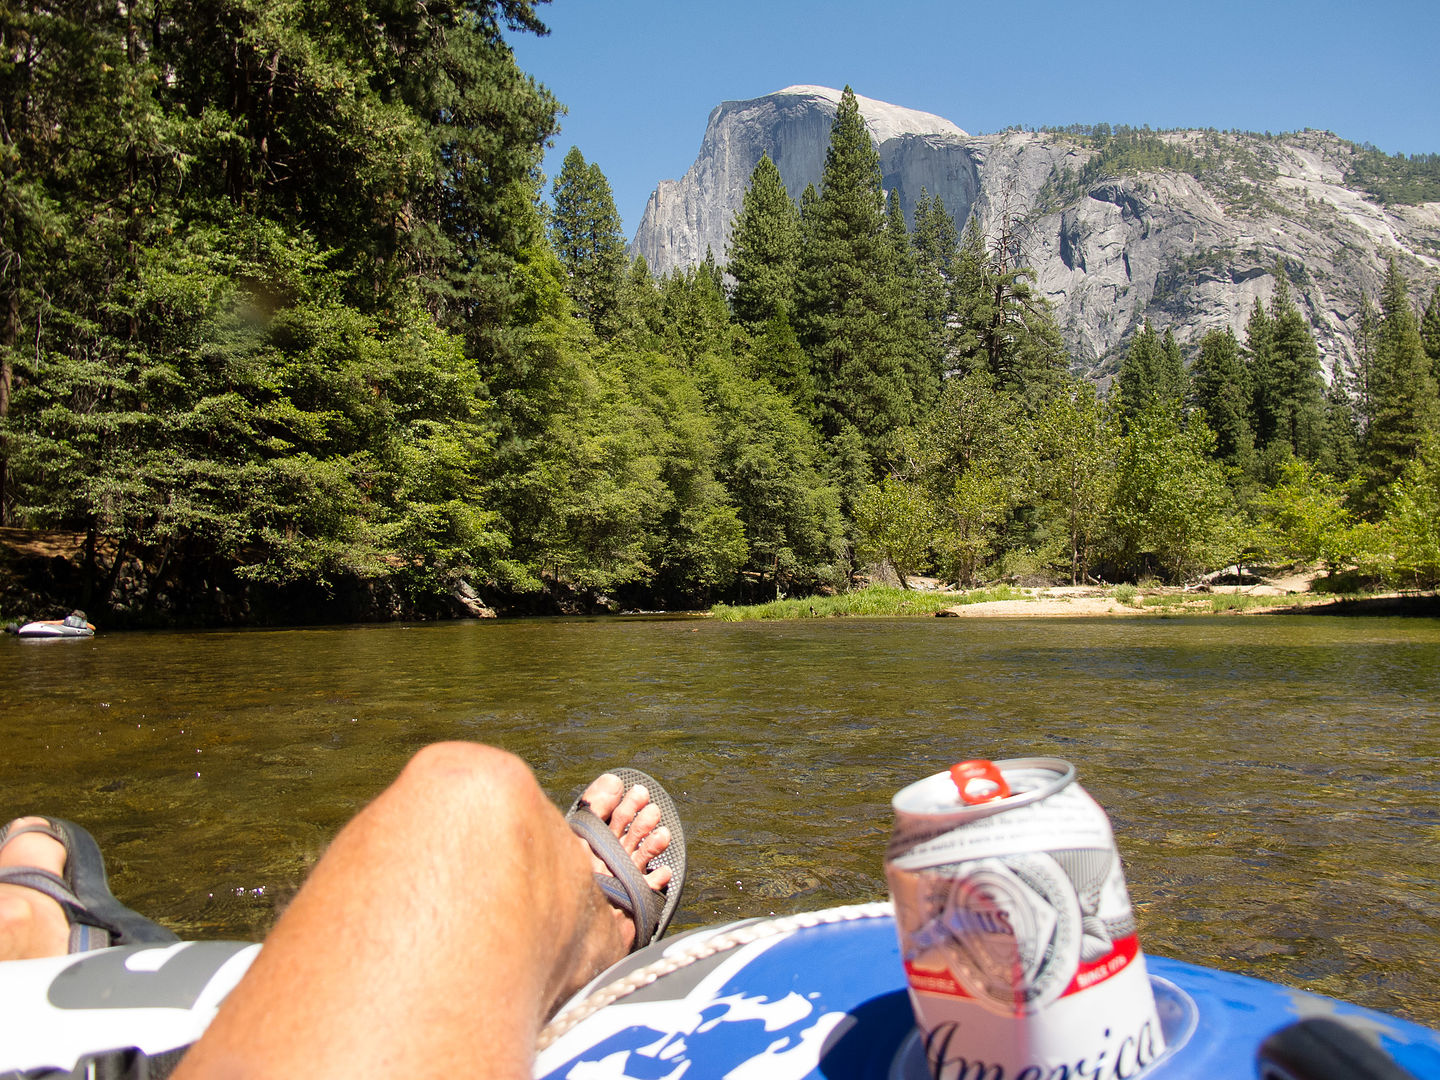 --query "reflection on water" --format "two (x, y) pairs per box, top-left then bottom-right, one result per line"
(3, 614), (1438, 1025)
